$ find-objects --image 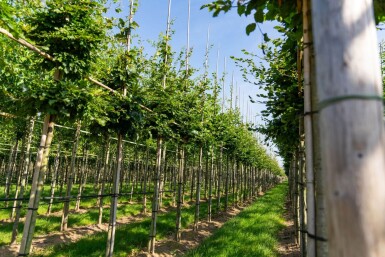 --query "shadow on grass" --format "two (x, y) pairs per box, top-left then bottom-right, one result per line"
(185, 183), (288, 257)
